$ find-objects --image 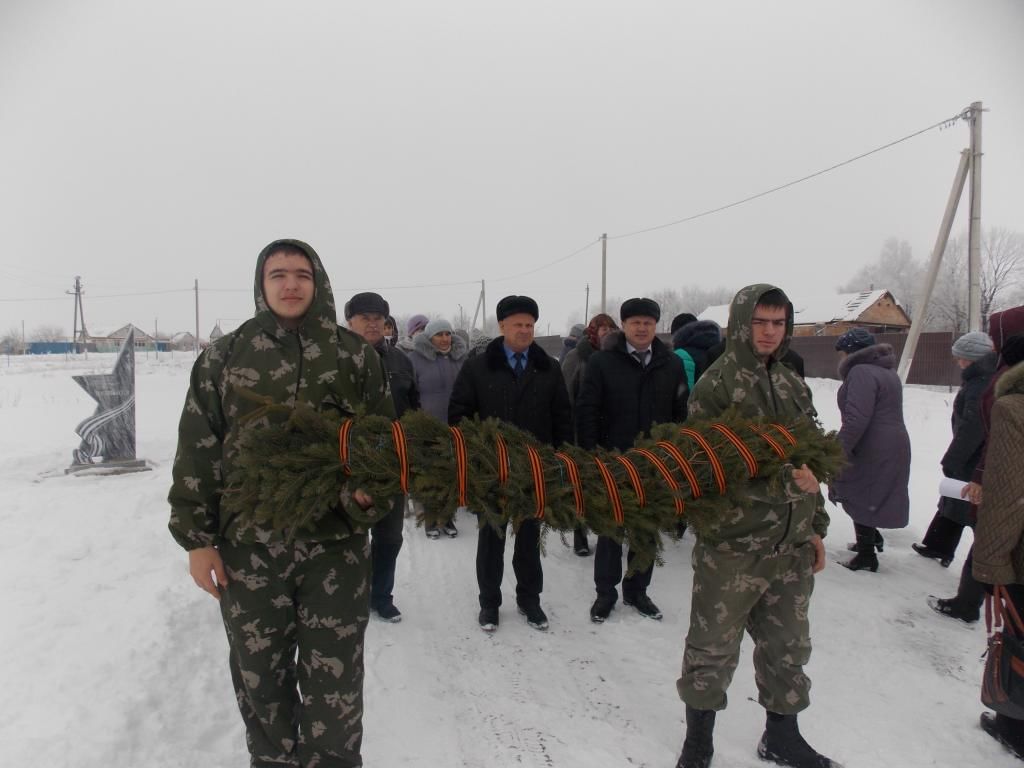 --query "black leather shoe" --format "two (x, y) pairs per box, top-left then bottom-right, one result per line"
(590, 594), (615, 623)
(912, 543), (952, 567)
